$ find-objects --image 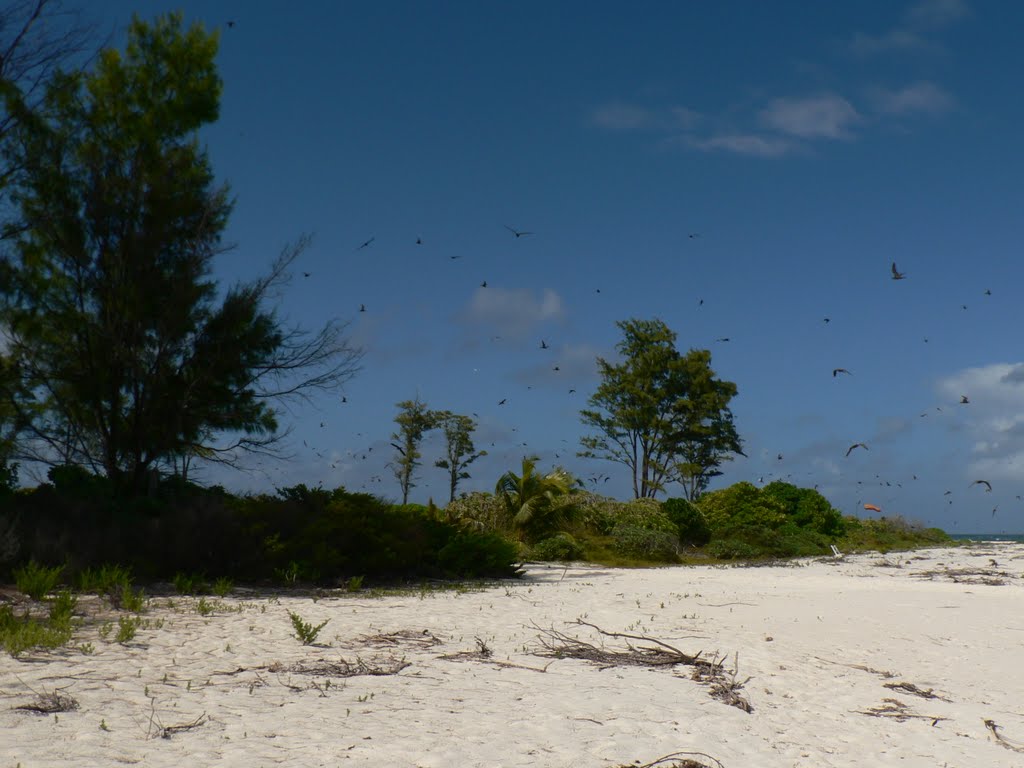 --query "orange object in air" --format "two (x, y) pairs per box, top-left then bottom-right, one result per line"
(863, 503), (882, 513)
